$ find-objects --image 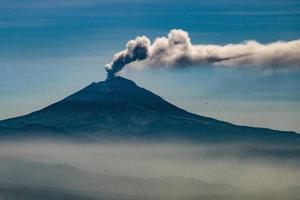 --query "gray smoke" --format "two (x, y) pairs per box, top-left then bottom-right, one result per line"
(105, 29), (300, 77)
(105, 36), (150, 79)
